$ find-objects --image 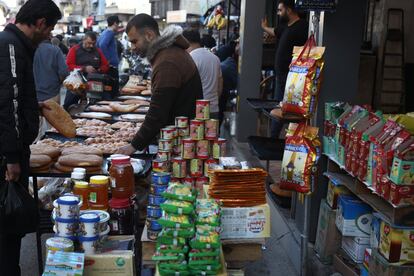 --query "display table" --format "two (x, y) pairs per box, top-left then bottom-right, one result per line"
(141, 226), (264, 271)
